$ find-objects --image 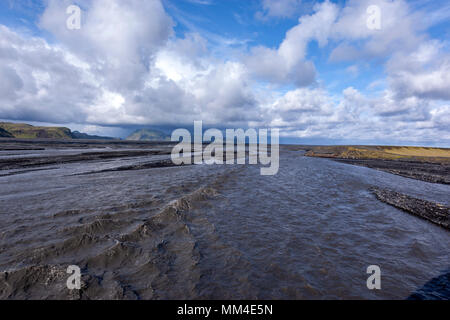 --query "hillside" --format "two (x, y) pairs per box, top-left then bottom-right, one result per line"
(71, 131), (115, 140)
(305, 145), (450, 163)
(0, 127), (14, 138)
(0, 122), (73, 139)
(0, 122), (116, 140)
(126, 129), (170, 142)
